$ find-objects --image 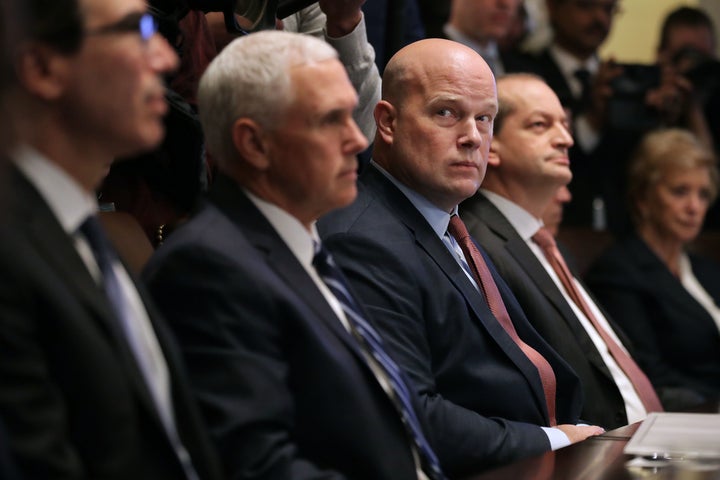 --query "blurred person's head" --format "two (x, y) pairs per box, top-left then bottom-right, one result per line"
(481, 73), (574, 218)
(0, 0), (27, 152)
(658, 6), (715, 67)
(9, 0), (179, 191)
(448, 0), (523, 47)
(374, 38), (498, 212)
(197, 30), (368, 229)
(629, 128), (718, 247)
(542, 185), (572, 236)
(498, 1), (533, 52)
(546, 0), (621, 60)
